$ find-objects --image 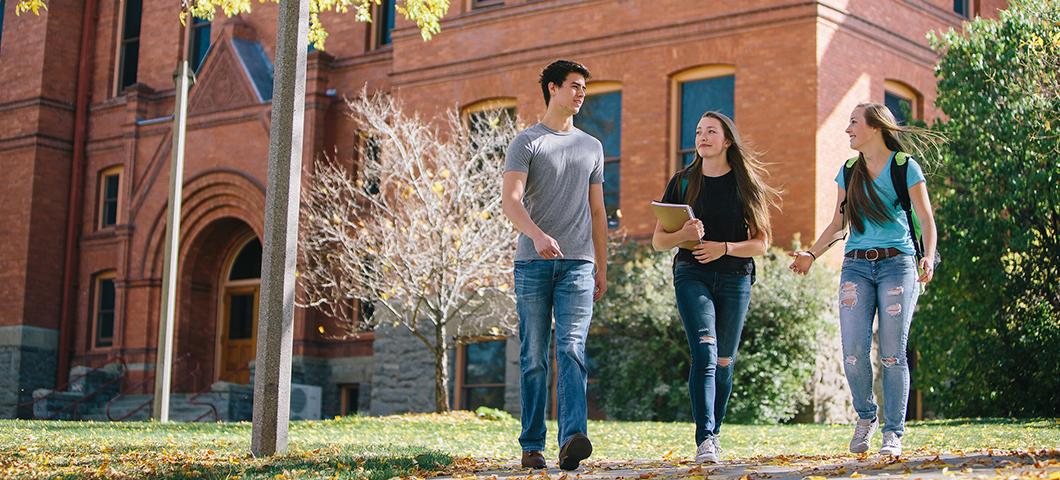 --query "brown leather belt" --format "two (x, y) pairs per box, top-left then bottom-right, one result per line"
(845, 247), (903, 261)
